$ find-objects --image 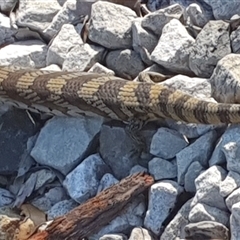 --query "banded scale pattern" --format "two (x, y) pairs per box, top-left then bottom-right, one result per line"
(1, 66), (240, 124)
